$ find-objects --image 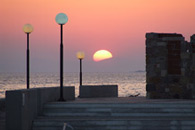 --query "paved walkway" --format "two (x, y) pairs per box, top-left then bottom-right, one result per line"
(66, 97), (195, 104)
